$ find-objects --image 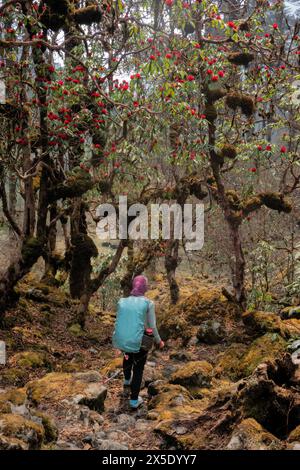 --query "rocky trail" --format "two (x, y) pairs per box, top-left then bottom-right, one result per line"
(1, 274), (300, 450)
